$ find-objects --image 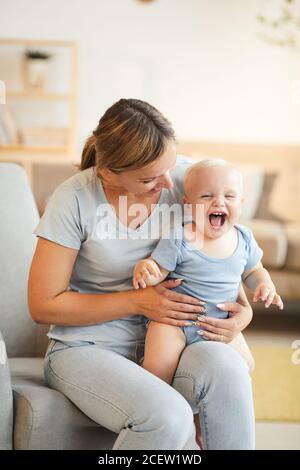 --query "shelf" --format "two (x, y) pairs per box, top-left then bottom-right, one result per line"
(7, 91), (74, 101)
(0, 38), (76, 47)
(0, 38), (77, 185)
(0, 144), (69, 153)
(0, 153), (77, 163)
